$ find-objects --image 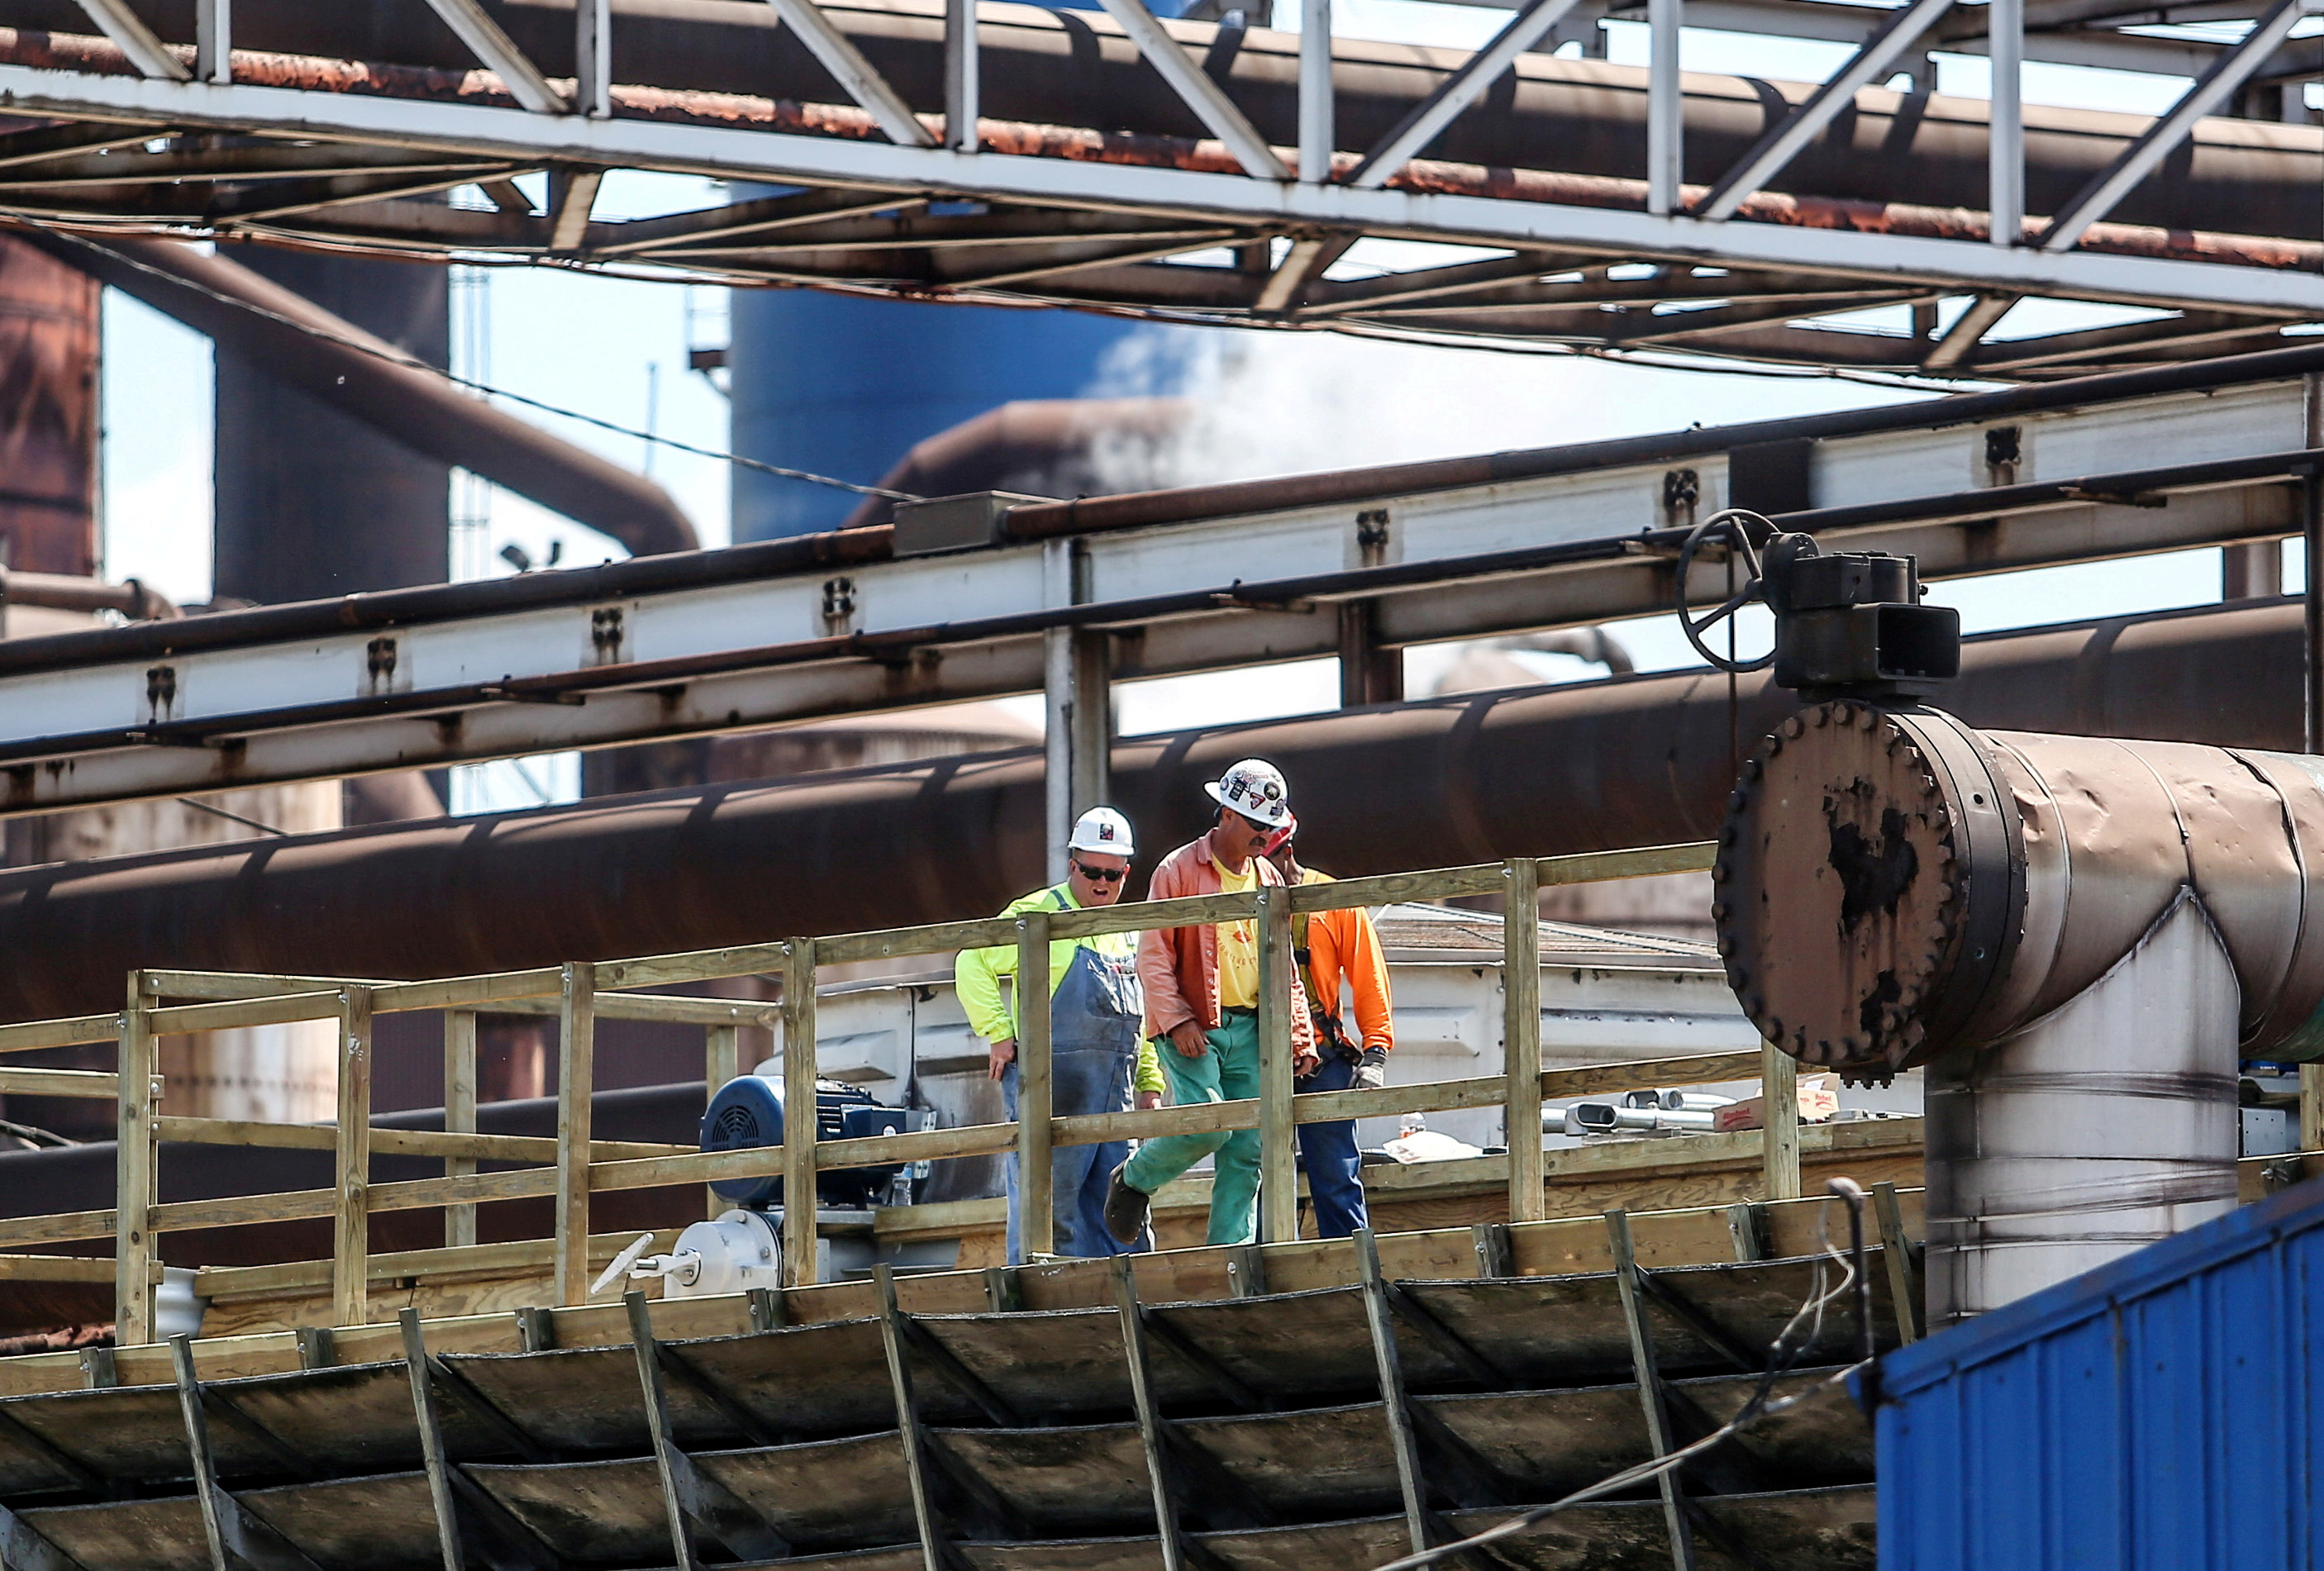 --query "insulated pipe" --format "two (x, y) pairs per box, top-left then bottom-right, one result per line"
(28, 232), (699, 557)
(0, 597), (2299, 1023)
(0, 572), (177, 620)
(7, 0), (2324, 240)
(1717, 703), (2324, 1321)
